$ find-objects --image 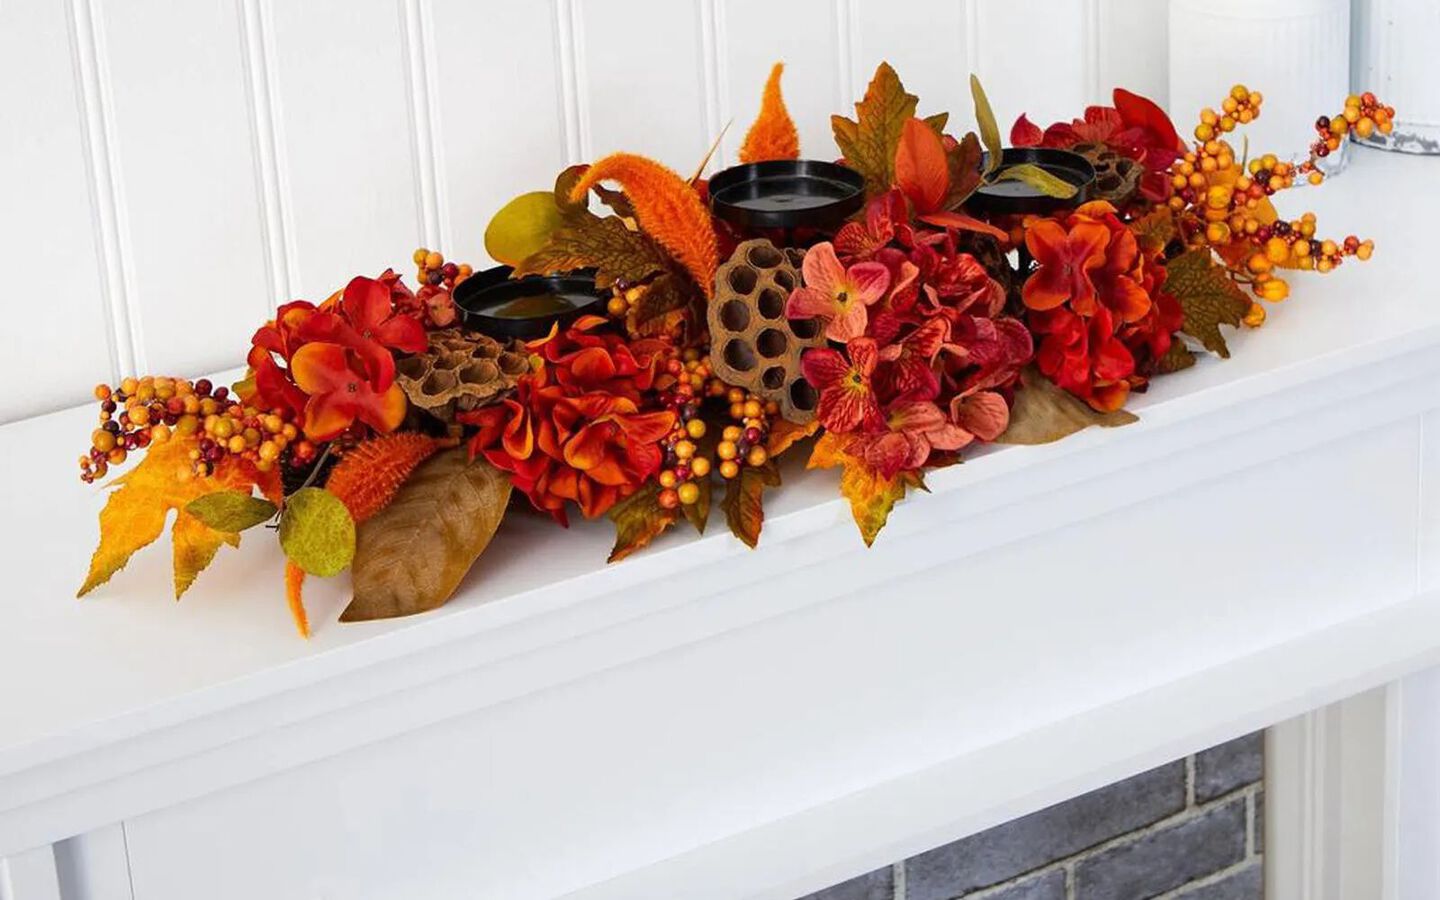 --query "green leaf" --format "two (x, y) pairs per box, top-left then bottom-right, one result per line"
(923, 111), (950, 134)
(185, 490), (277, 533)
(484, 191), (566, 267)
(1165, 248), (1252, 358)
(278, 487), (355, 577)
(996, 366), (1138, 445)
(970, 74), (1003, 176)
(990, 163), (1078, 199)
(513, 214), (668, 290)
